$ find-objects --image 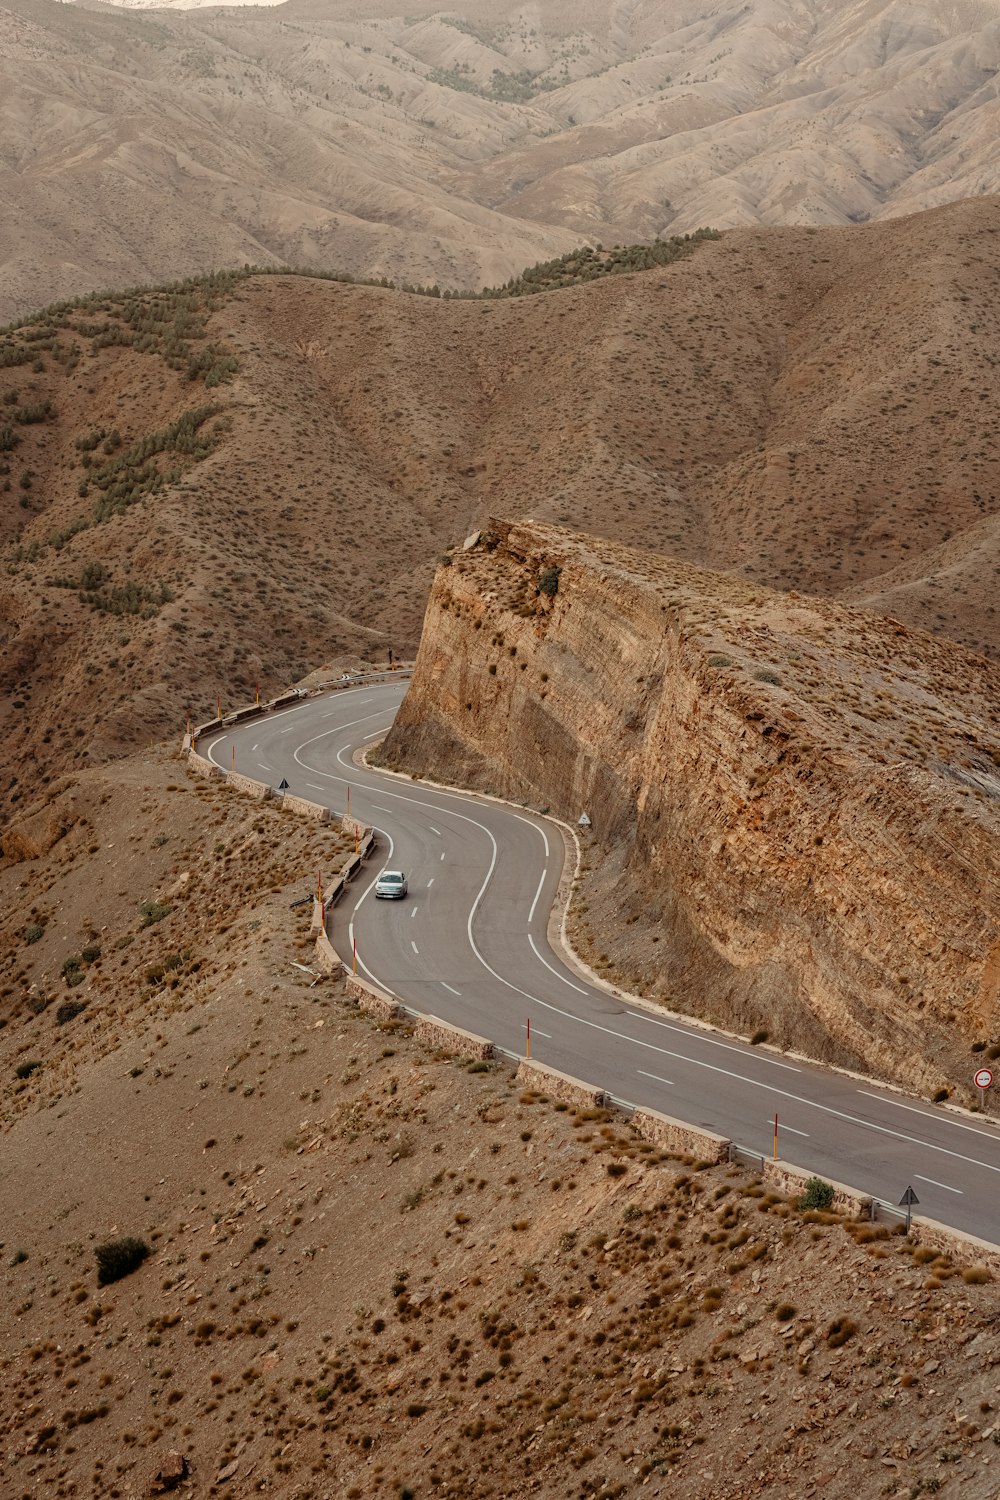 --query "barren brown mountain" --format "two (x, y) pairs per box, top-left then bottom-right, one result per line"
(4, 0), (1000, 320)
(2, 199), (1000, 827)
(0, 751), (998, 1499)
